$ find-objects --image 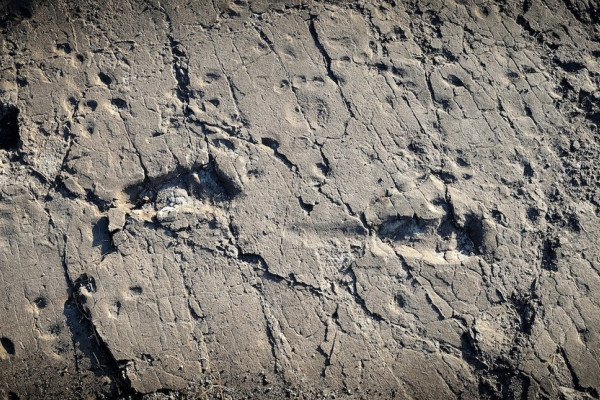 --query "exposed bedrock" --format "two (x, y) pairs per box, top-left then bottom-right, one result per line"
(1, 0), (600, 398)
